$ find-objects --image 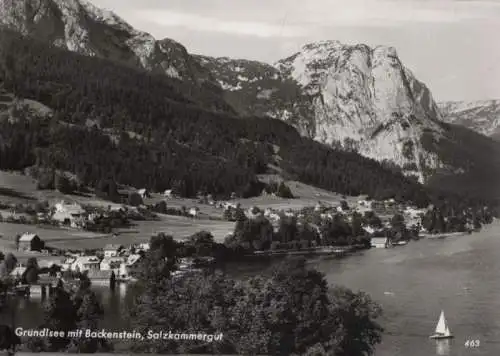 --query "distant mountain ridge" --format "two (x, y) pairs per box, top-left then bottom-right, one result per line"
(438, 100), (500, 139)
(2, 0), (500, 196)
